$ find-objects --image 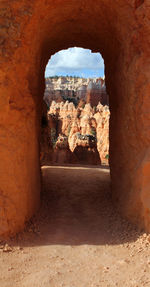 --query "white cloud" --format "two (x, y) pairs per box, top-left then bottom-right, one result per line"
(45, 47), (104, 77)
